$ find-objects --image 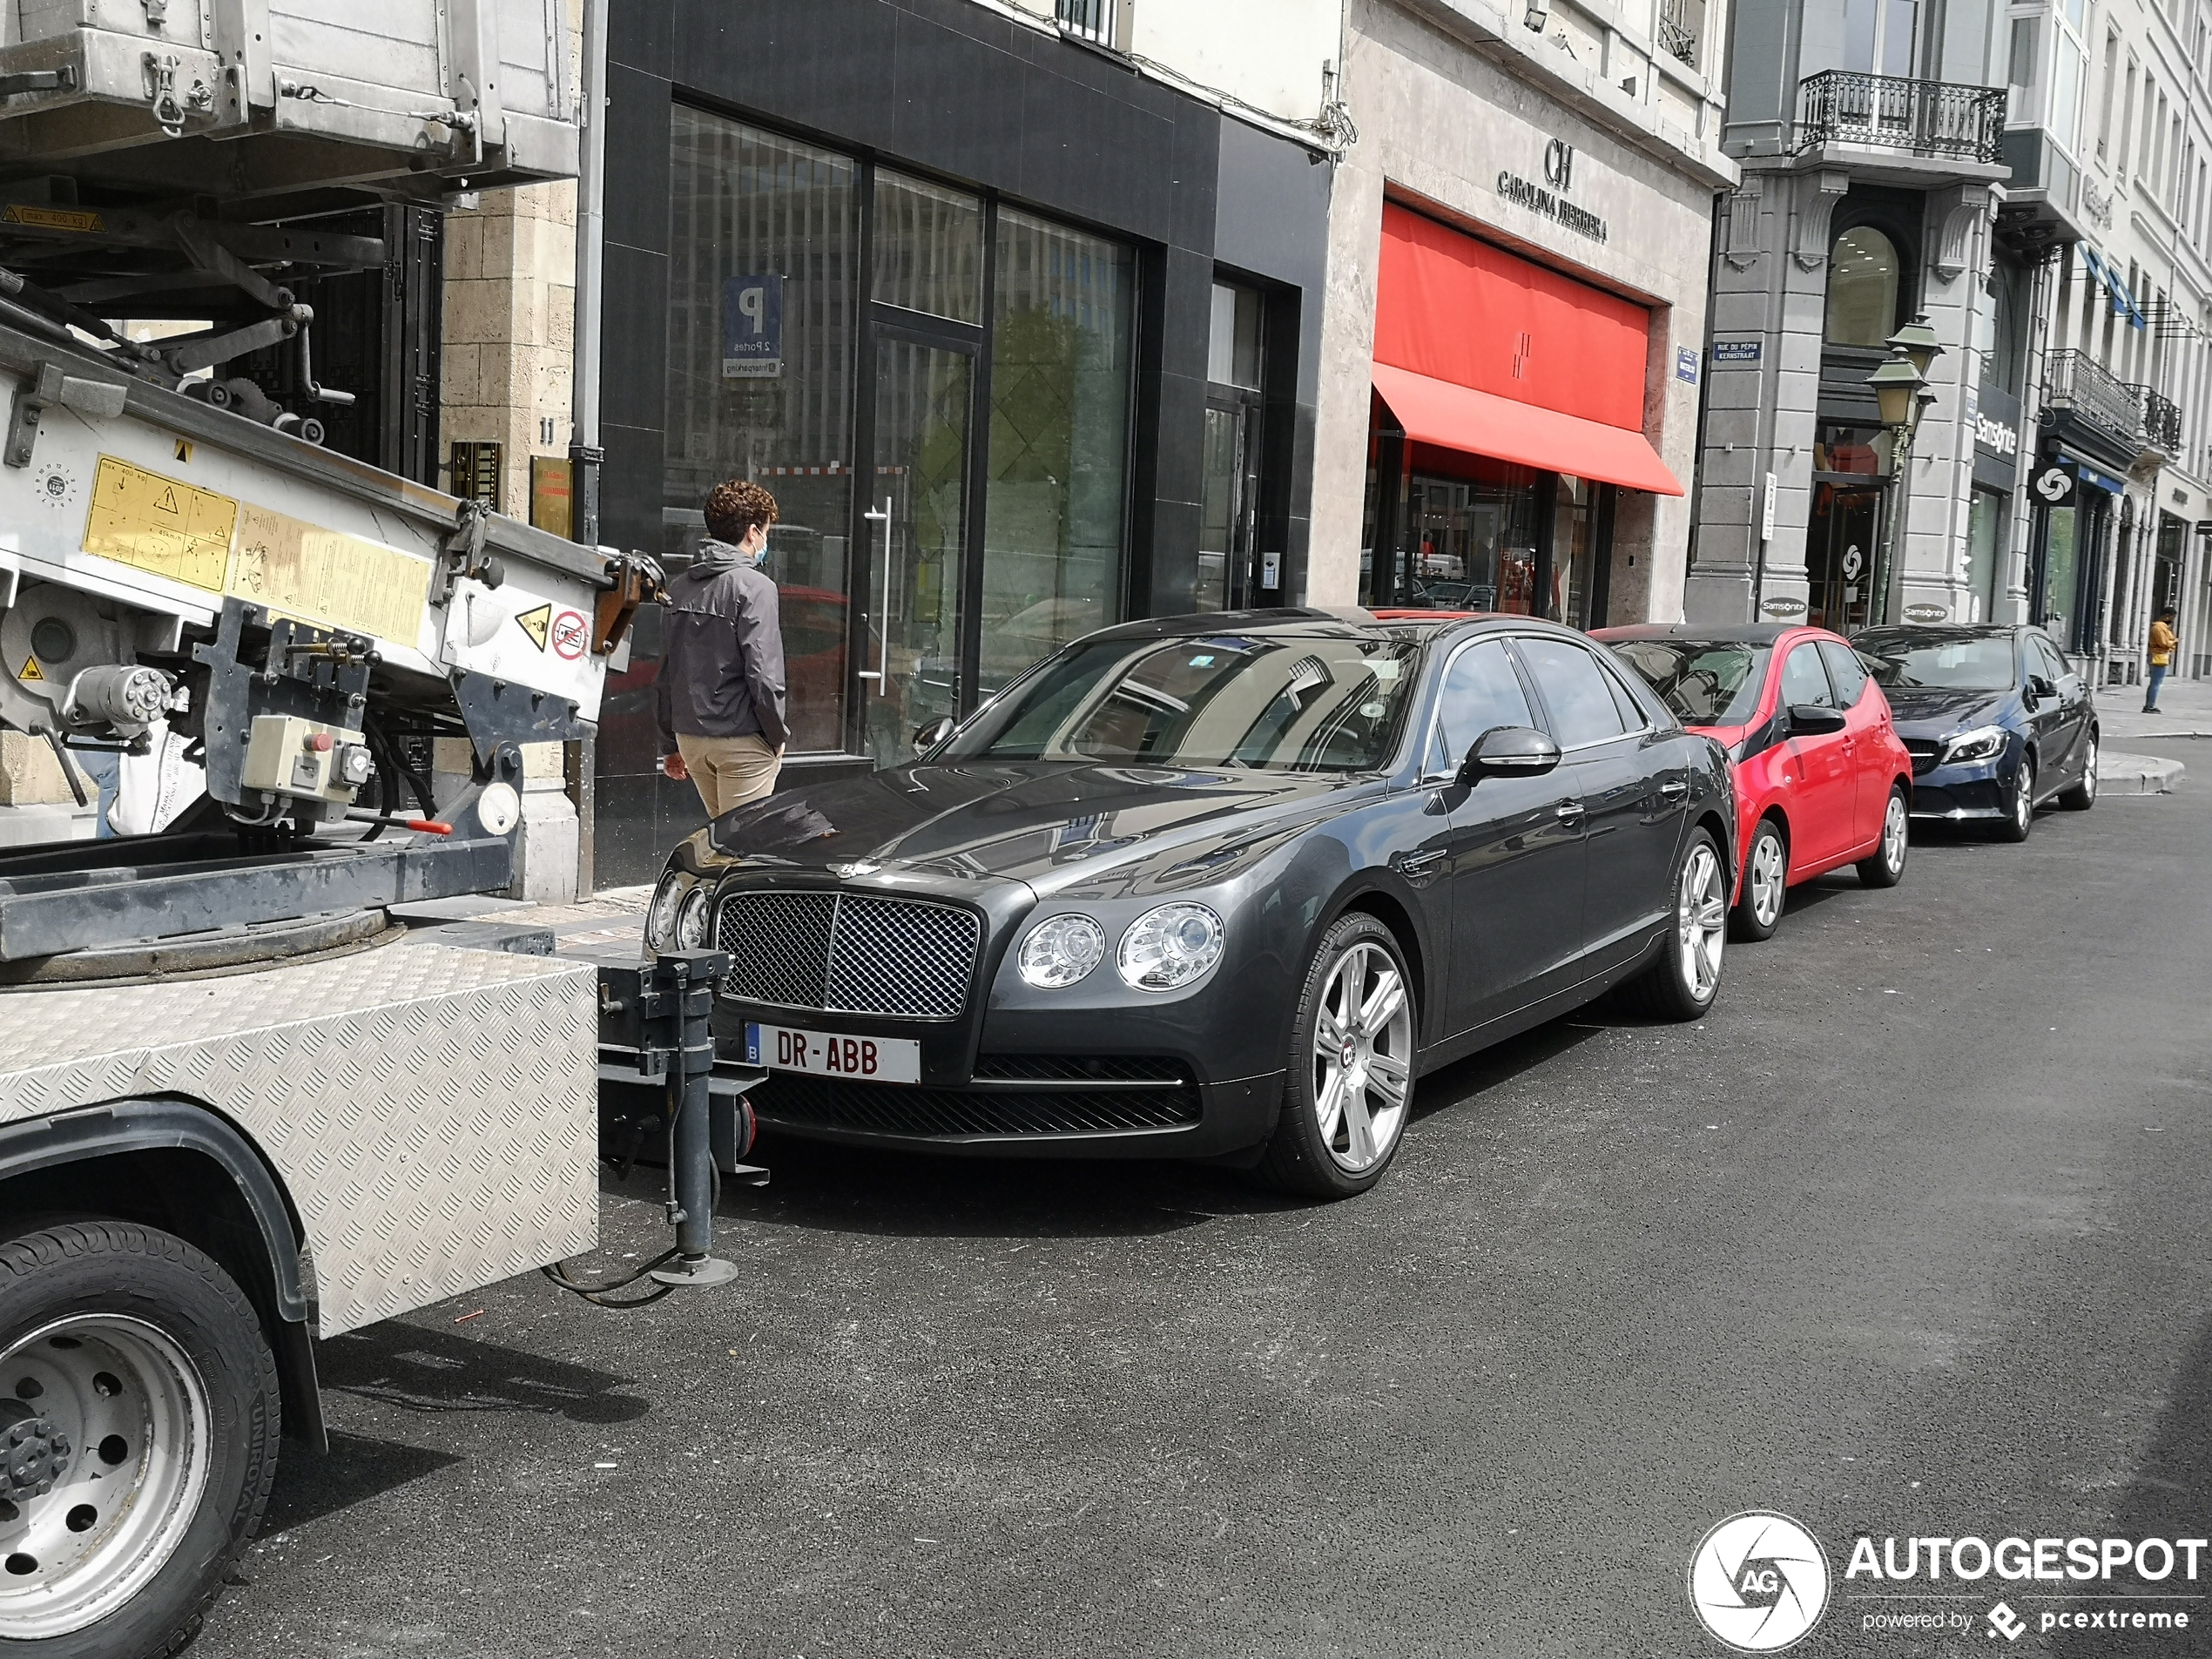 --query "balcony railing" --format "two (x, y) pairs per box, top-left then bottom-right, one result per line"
(2135, 386), (2182, 455)
(1794, 71), (2006, 164)
(2044, 349), (2146, 448)
(1658, 0), (1701, 67)
(1055, 0), (1116, 47)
